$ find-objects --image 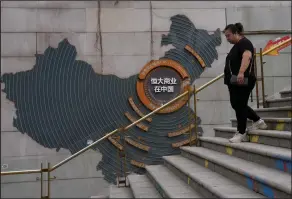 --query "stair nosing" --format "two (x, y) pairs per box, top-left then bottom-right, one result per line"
(266, 97), (292, 103)
(199, 136), (291, 161)
(254, 106), (291, 111)
(214, 127), (291, 139)
(280, 90), (292, 94)
(230, 118), (292, 123)
(180, 146), (291, 194)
